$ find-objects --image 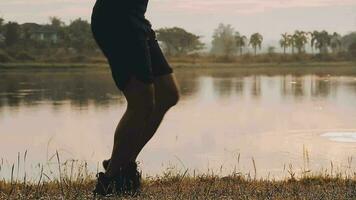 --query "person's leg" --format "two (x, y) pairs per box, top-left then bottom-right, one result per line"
(105, 76), (155, 178)
(129, 73), (180, 161)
